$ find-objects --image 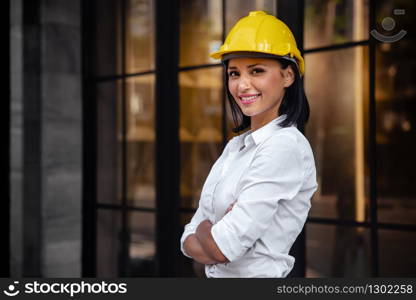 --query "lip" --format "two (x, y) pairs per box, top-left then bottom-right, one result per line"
(239, 93), (261, 104)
